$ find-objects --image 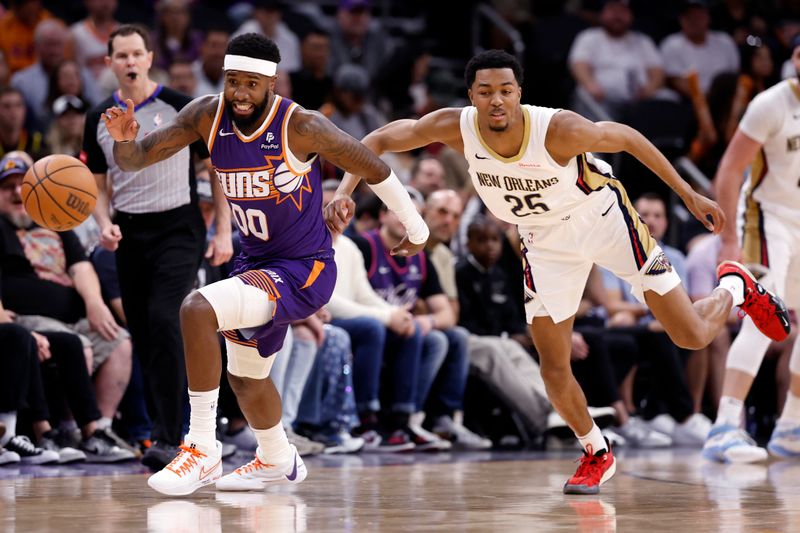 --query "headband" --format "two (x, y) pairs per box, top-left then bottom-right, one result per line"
(223, 55), (277, 76)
